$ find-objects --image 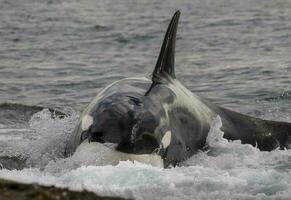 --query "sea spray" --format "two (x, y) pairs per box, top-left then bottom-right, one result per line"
(0, 110), (291, 199)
